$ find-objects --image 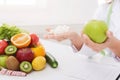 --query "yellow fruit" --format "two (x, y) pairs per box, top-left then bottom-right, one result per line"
(32, 56), (46, 71)
(11, 33), (31, 48)
(31, 45), (46, 57)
